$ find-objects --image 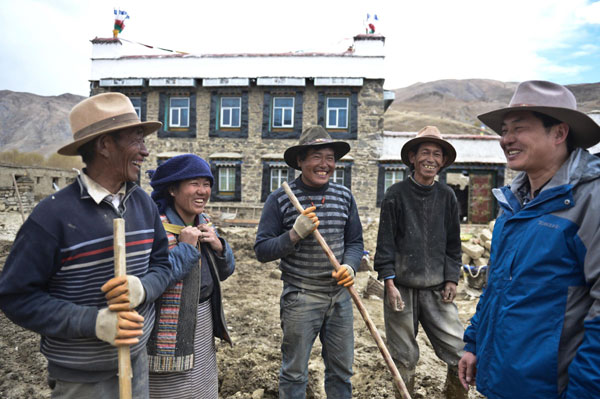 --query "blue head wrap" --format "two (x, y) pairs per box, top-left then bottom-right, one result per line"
(148, 154), (214, 213)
